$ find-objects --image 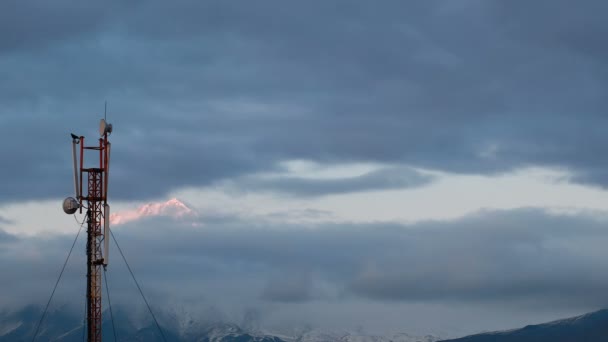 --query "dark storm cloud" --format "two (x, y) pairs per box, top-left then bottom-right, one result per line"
(2, 1), (608, 202)
(230, 167), (433, 197)
(0, 1), (114, 53)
